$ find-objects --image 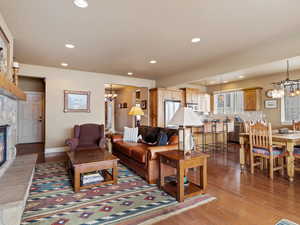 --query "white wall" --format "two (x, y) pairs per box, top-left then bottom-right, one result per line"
(19, 64), (155, 149)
